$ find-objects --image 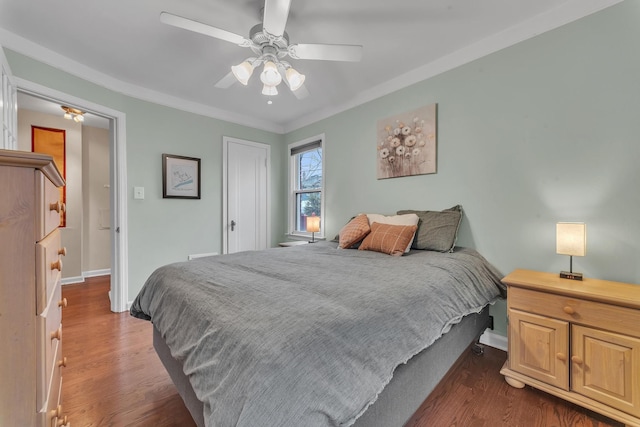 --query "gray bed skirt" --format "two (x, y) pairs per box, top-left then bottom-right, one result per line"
(153, 306), (489, 427)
